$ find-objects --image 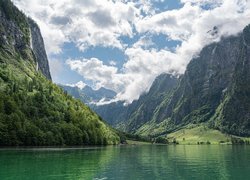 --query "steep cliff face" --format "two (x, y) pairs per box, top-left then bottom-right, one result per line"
(153, 27), (250, 136)
(0, 0), (51, 79)
(158, 36), (241, 124)
(211, 26), (250, 136)
(0, 0), (30, 58)
(92, 26), (250, 137)
(28, 18), (51, 80)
